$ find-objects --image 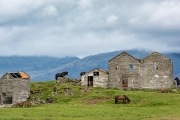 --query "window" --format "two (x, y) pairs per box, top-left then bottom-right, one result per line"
(115, 65), (119, 70)
(152, 64), (155, 70)
(2, 92), (13, 104)
(152, 62), (158, 70)
(93, 72), (99, 76)
(156, 66), (158, 70)
(124, 54), (126, 59)
(129, 64), (133, 70)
